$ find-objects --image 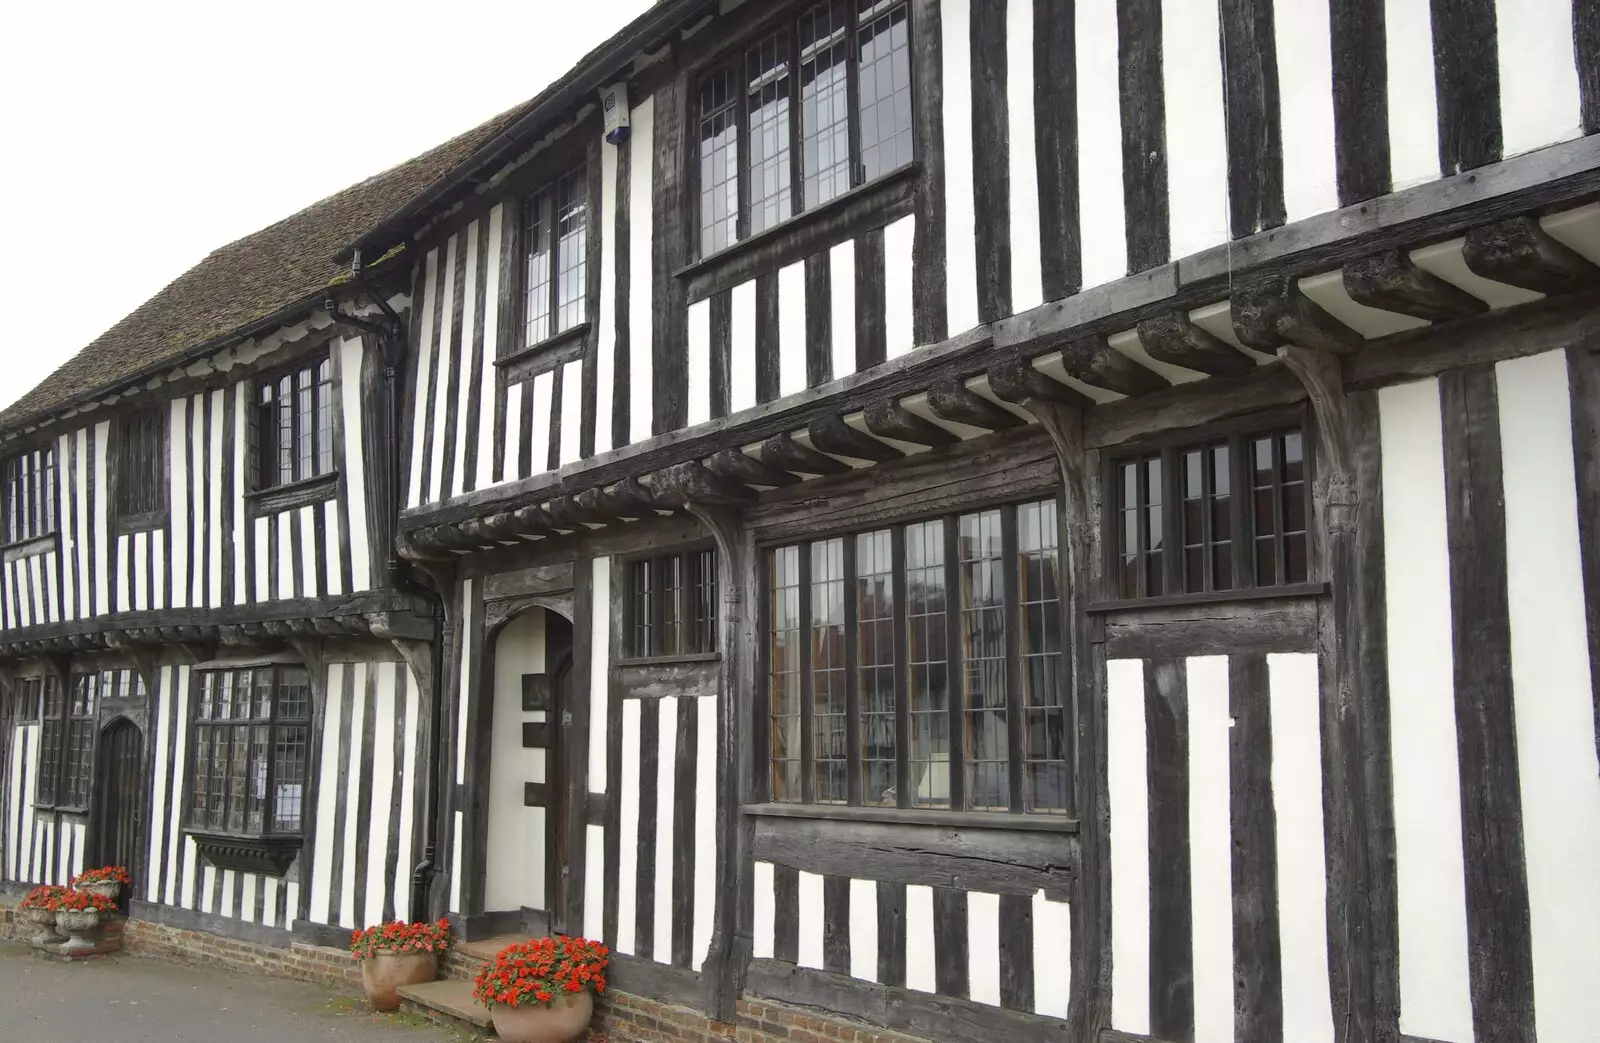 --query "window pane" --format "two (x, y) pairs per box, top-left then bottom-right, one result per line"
(1211, 445), (1234, 591)
(856, 529), (895, 806)
(1281, 431), (1308, 583)
(524, 188), (553, 345)
(769, 547), (804, 801)
(800, 1), (852, 208)
(631, 559), (654, 657)
(1252, 436), (1279, 585)
(904, 519), (948, 808)
(274, 725), (308, 832)
(317, 360), (335, 476)
(661, 554), (684, 656)
(857, 1), (913, 181)
(699, 69), (740, 255)
(227, 725), (250, 831)
(247, 725), (269, 833)
(277, 375), (294, 486)
(811, 538), (847, 804)
(690, 549), (718, 654)
(1019, 500), (1067, 812)
(296, 366), (313, 482)
(747, 31), (794, 234)
(278, 668), (310, 720)
(555, 168), (588, 333)
(959, 510), (1008, 811)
